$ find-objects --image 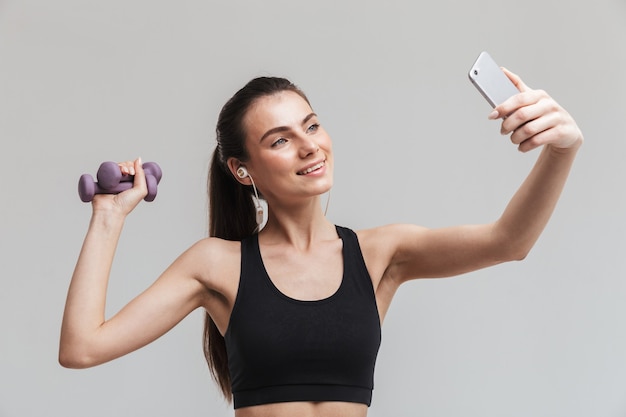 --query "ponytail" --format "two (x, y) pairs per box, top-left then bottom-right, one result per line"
(203, 149), (257, 401)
